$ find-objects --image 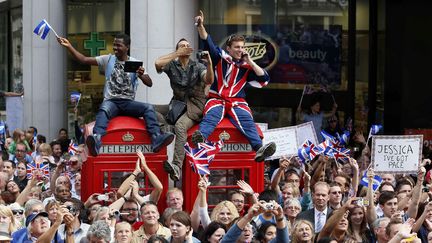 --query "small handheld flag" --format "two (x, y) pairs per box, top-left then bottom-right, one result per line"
(70, 91), (81, 107)
(360, 171), (382, 191)
(184, 142), (210, 175)
(68, 140), (79, 156)
(33, 19), (58, 40)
